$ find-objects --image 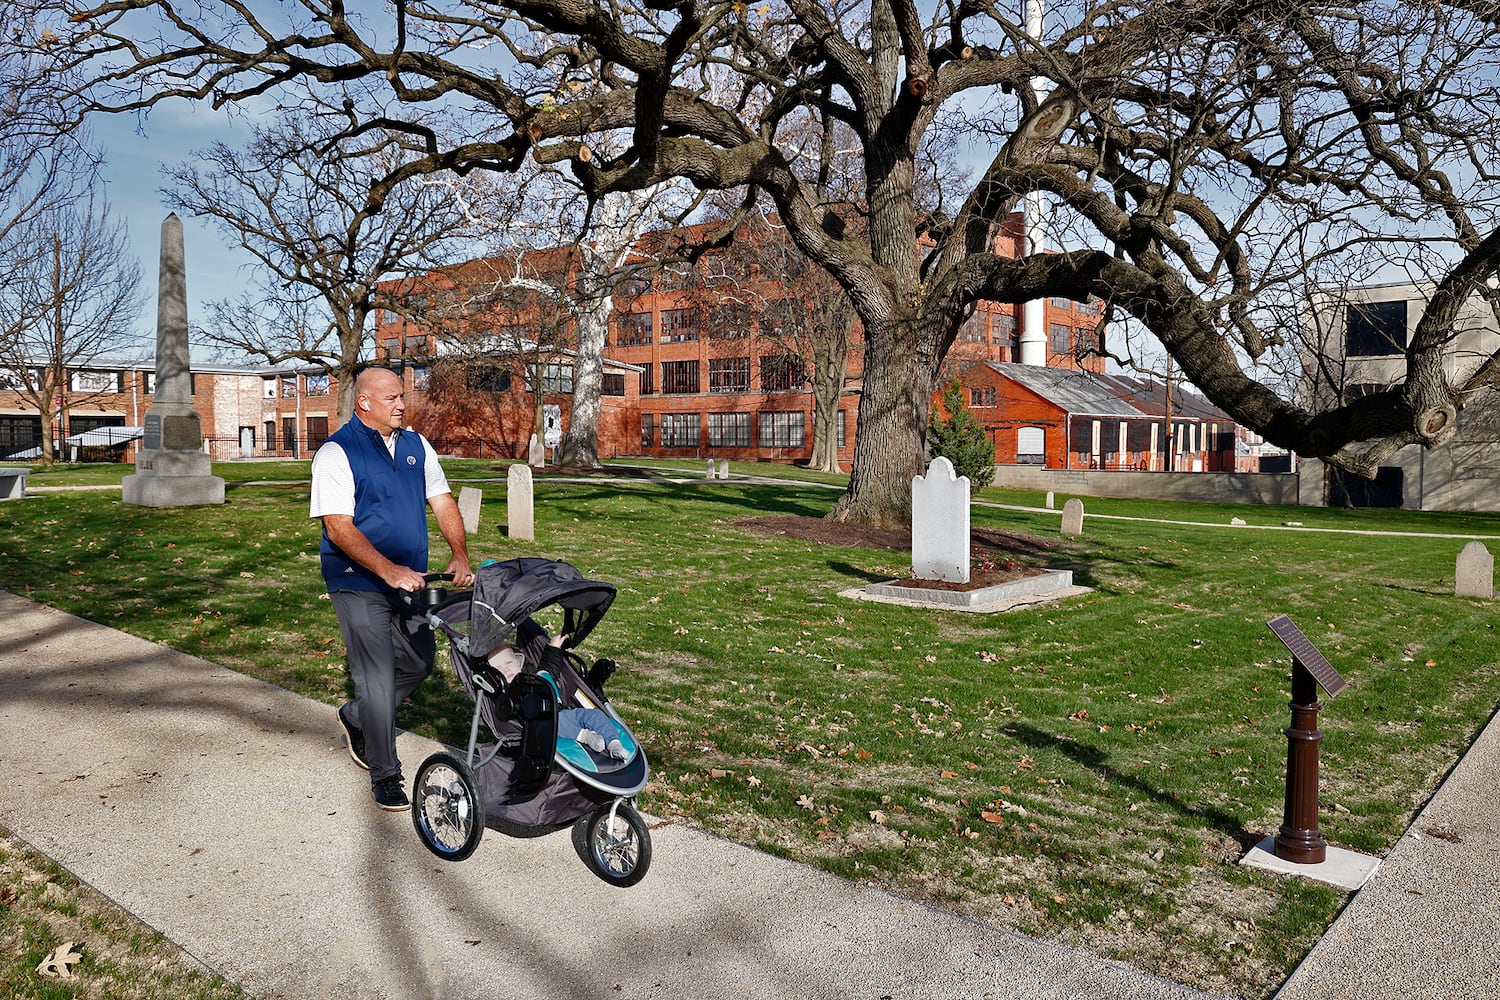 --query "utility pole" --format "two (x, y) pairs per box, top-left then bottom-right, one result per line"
(1018, 0), (1048, 367)
(1162, 355), (1174, 472)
